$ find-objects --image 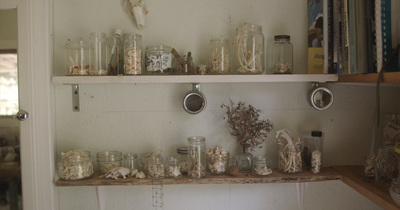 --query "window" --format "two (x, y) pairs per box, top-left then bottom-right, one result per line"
(0, 50), (18, 116)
